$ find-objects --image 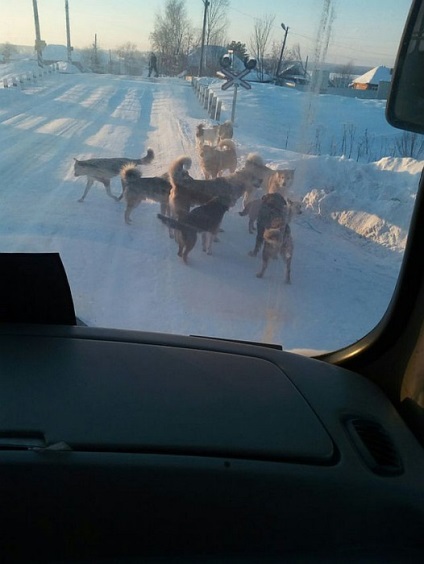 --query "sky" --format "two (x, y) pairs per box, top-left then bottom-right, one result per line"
(0, 56), (421, 353)
(0, 0), (413, 67)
